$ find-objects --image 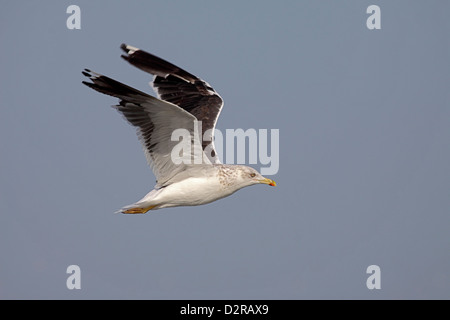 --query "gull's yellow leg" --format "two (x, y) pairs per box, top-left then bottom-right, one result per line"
(122, 205), (157, 214)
